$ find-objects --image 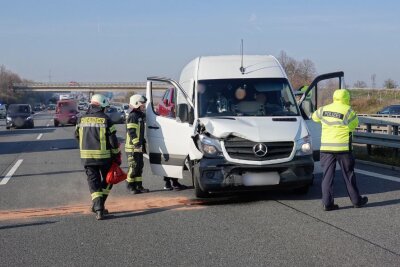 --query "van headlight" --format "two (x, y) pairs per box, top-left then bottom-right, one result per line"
(26, 116), (33, 120)
(198, 135), (223, 157)
(295, 135), (312, 156)
(6, 116), (12, 121)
